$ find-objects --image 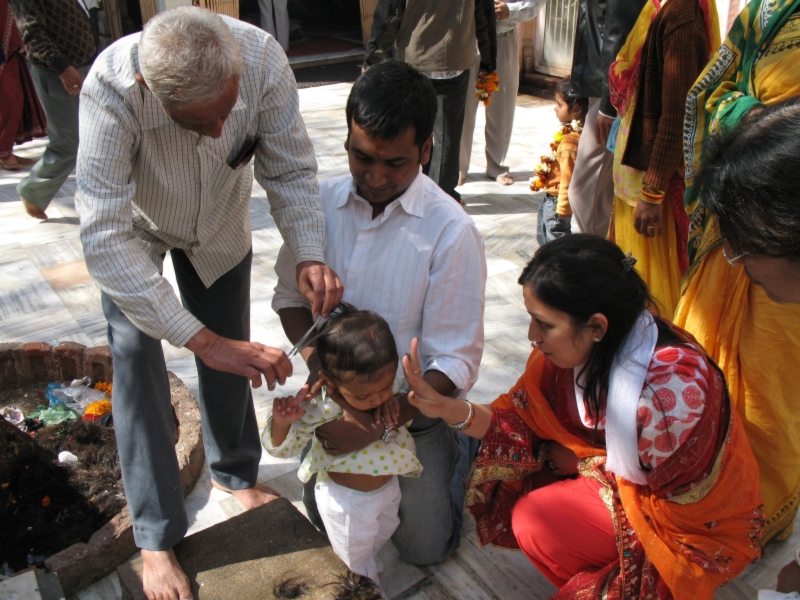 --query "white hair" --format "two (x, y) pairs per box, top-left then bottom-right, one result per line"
(138, 7), (243, 108)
